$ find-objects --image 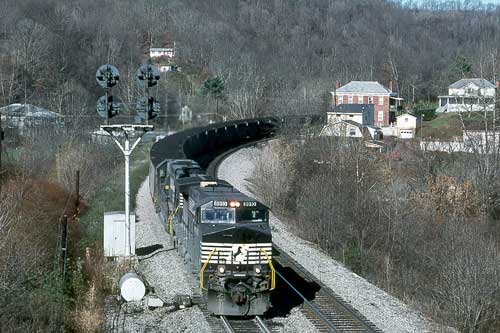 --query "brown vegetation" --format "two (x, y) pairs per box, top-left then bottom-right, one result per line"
(0, 177), (69, 331)
(251, 137), (500, 332)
